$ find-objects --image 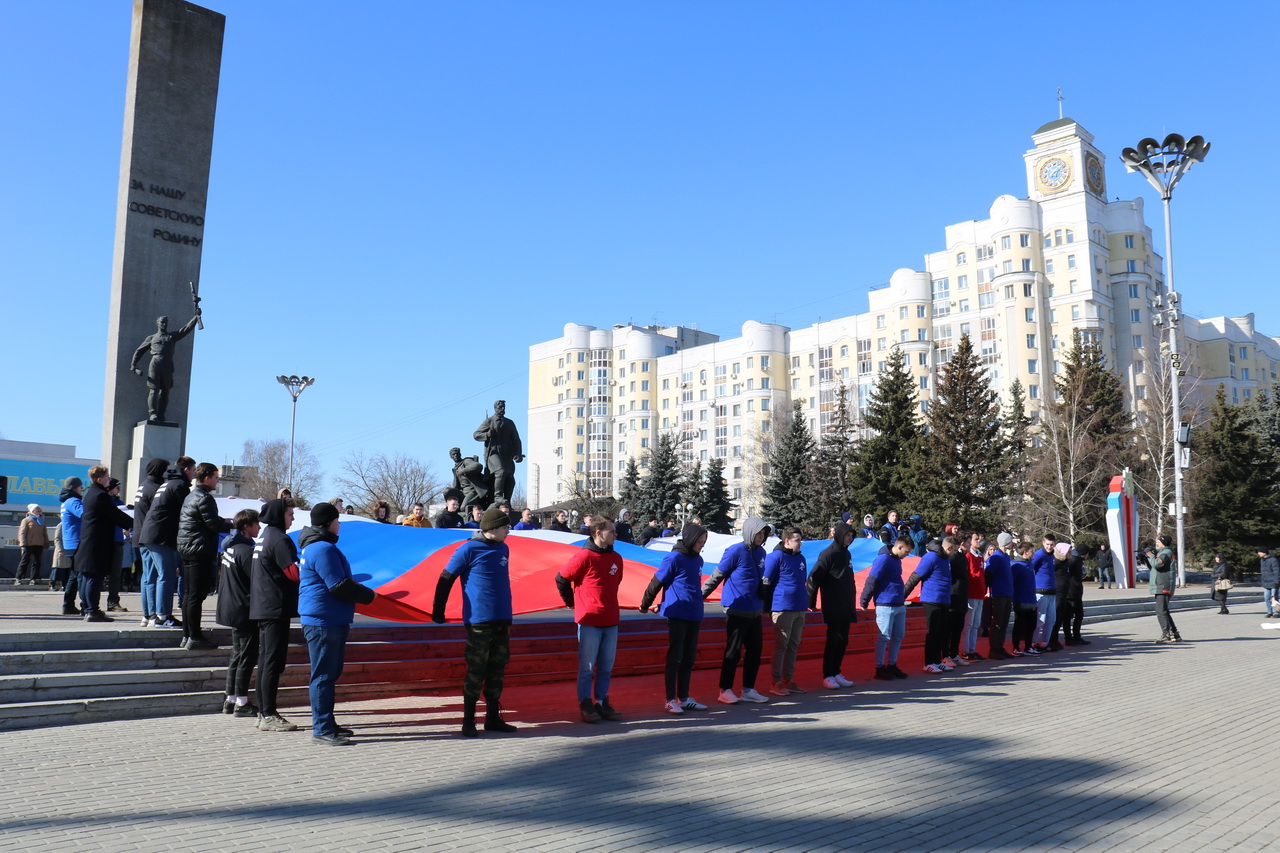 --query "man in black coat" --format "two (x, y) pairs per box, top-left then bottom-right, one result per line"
(806, 522), (858, 688)
(1260, 549), (1280, 618)
(177, 462), (232, 650)
(76, 465), (134, 622)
